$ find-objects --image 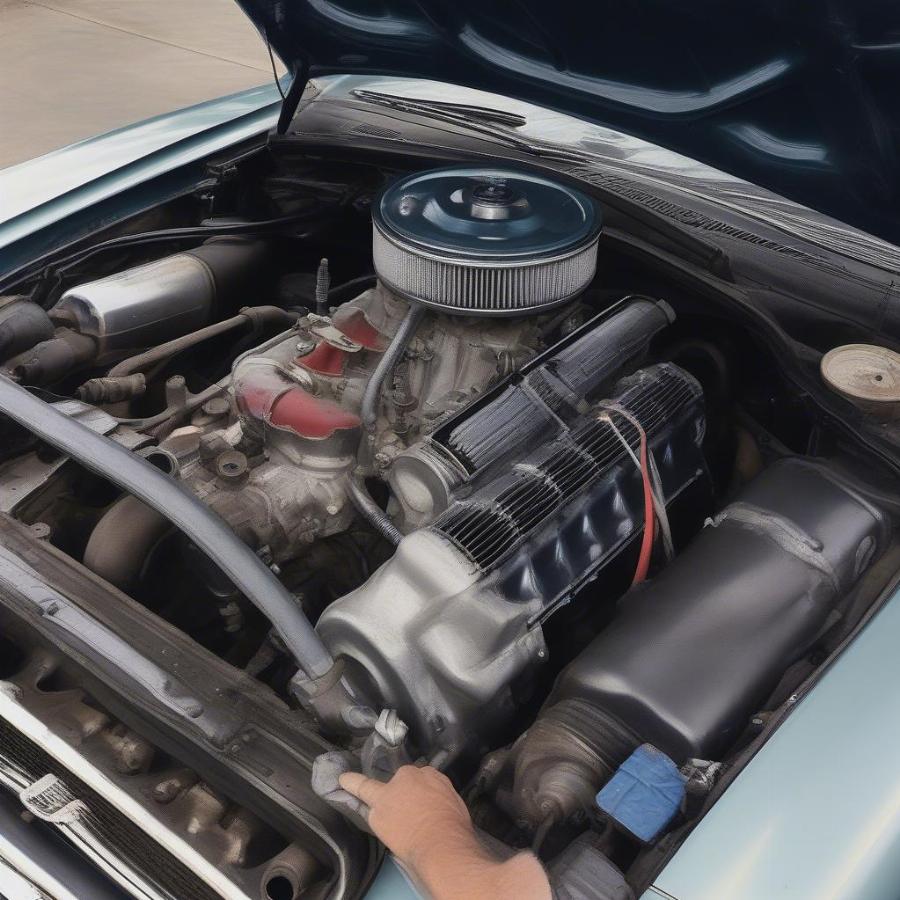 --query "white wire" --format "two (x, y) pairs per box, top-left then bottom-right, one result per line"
(597, 404), (675, 562)
(646, 448), (675, 560)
